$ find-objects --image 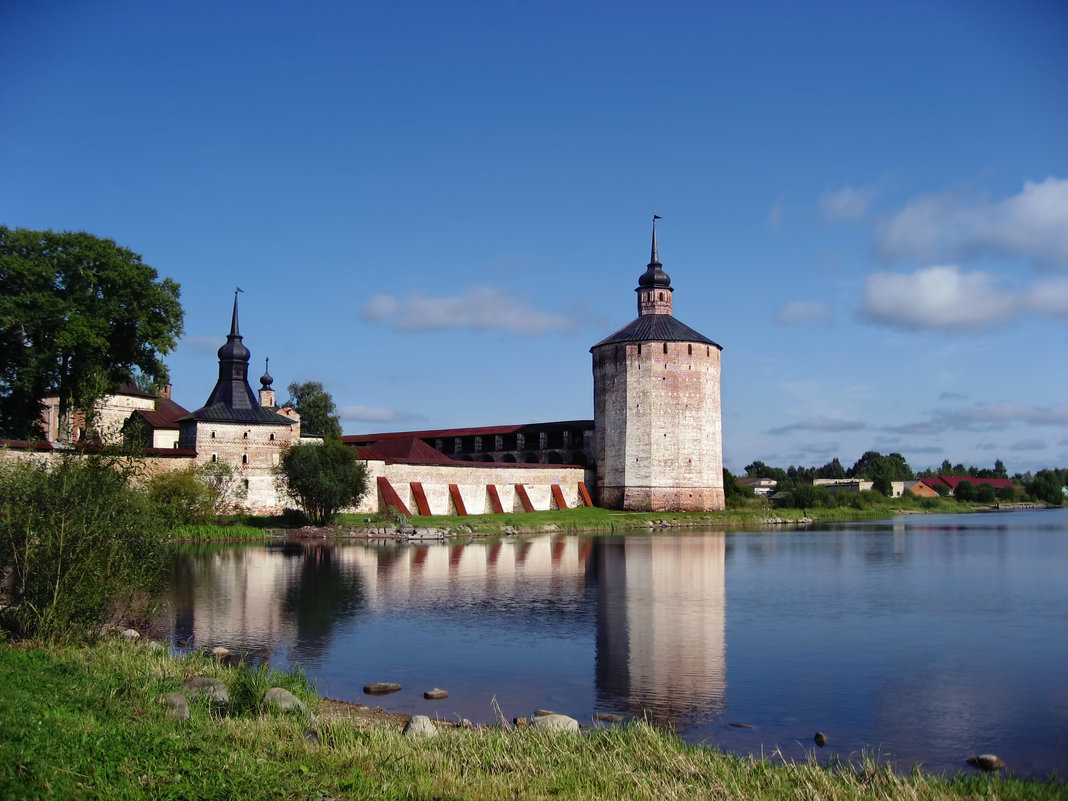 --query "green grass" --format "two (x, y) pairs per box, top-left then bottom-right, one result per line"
(173, 497), (989, 541)
(338, 504), (896, 535)
(1, 640), (1062, 800)
(169, 523), (276, 542)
